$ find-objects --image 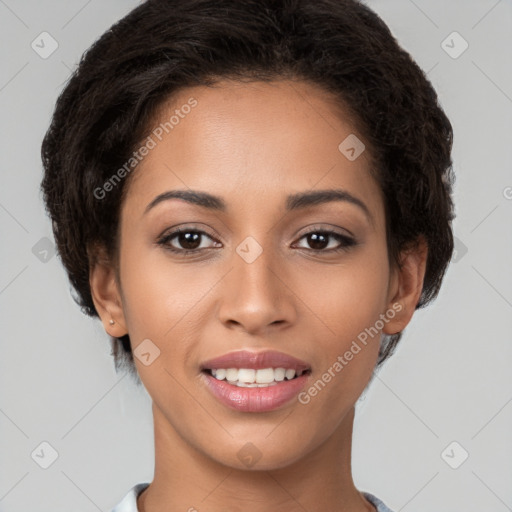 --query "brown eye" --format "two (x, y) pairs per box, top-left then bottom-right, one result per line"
(295, 230), (356, 253)
(157, 228), (220, 254)
(173, 231), (202, 250)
